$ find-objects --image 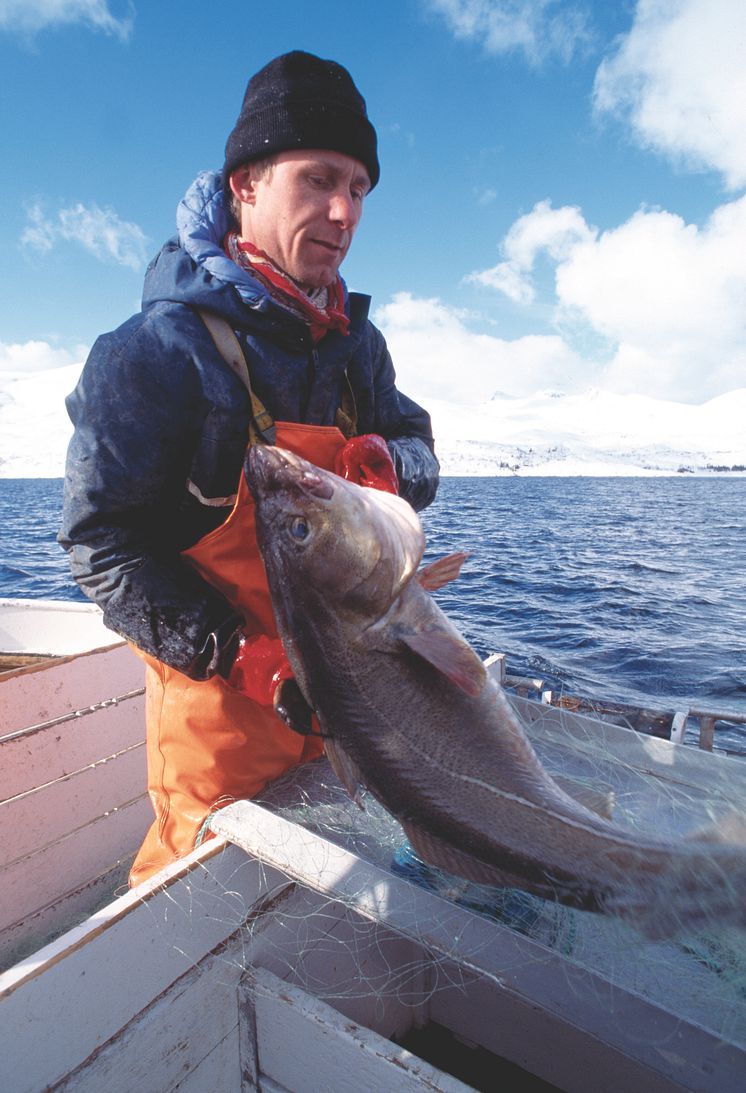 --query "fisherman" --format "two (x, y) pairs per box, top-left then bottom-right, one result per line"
(59, 51), (439, 885)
